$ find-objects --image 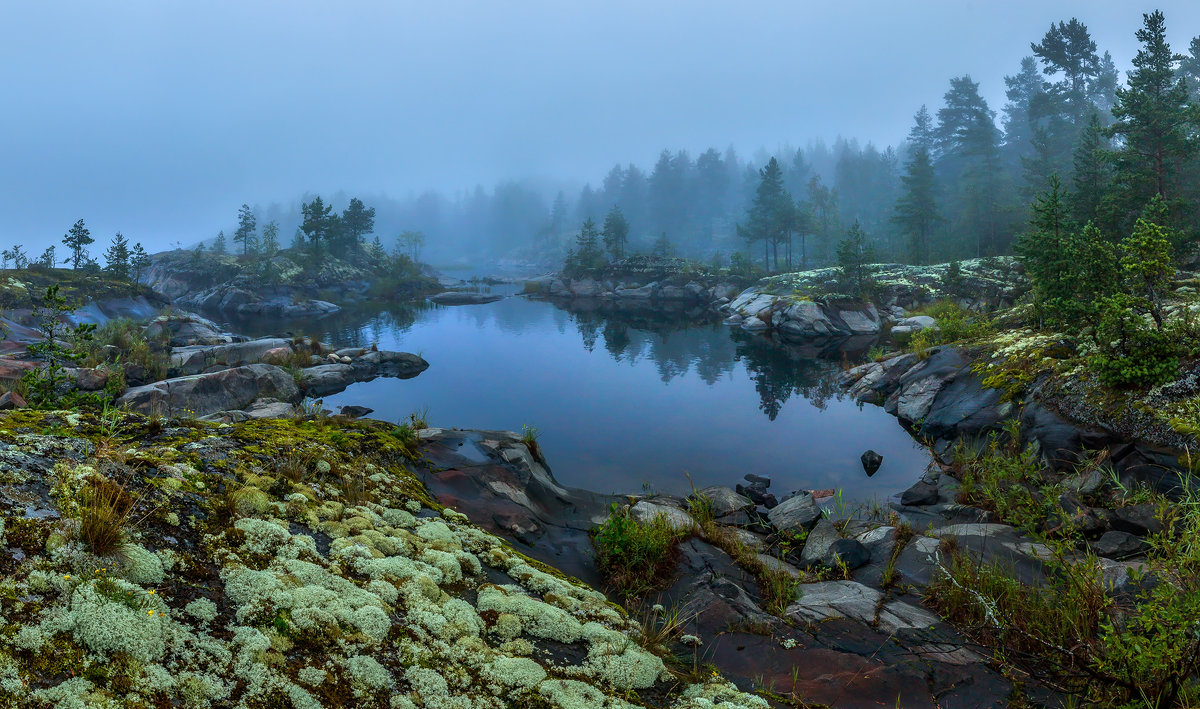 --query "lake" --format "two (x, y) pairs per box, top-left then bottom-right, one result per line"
(225, 285), (929, 502)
